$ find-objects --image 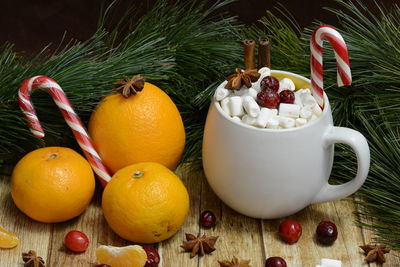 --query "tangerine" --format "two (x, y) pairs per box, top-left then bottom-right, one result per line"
(88, 79), (185, 174)
(11, 147), (95, 223)
(102, 162), (189, 243)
